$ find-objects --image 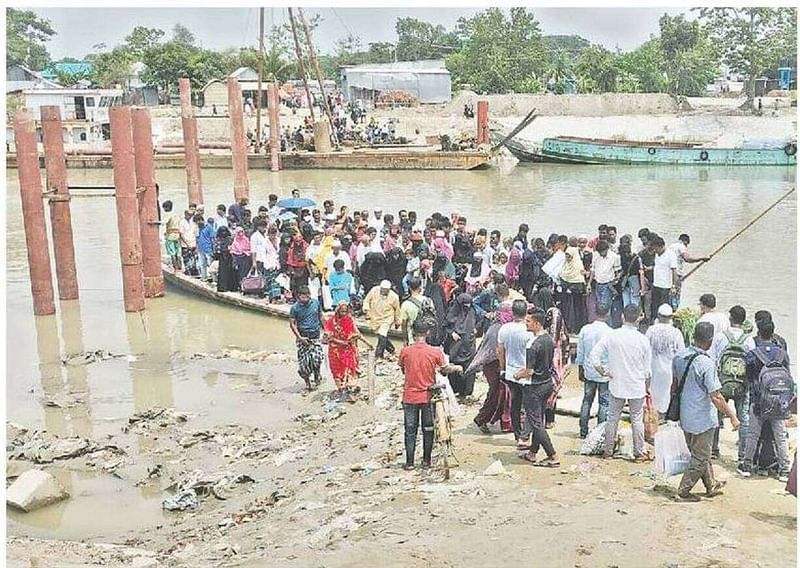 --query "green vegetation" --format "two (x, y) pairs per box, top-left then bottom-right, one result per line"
(7, 7), (797, 98)
(6, 8), (56, 70)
